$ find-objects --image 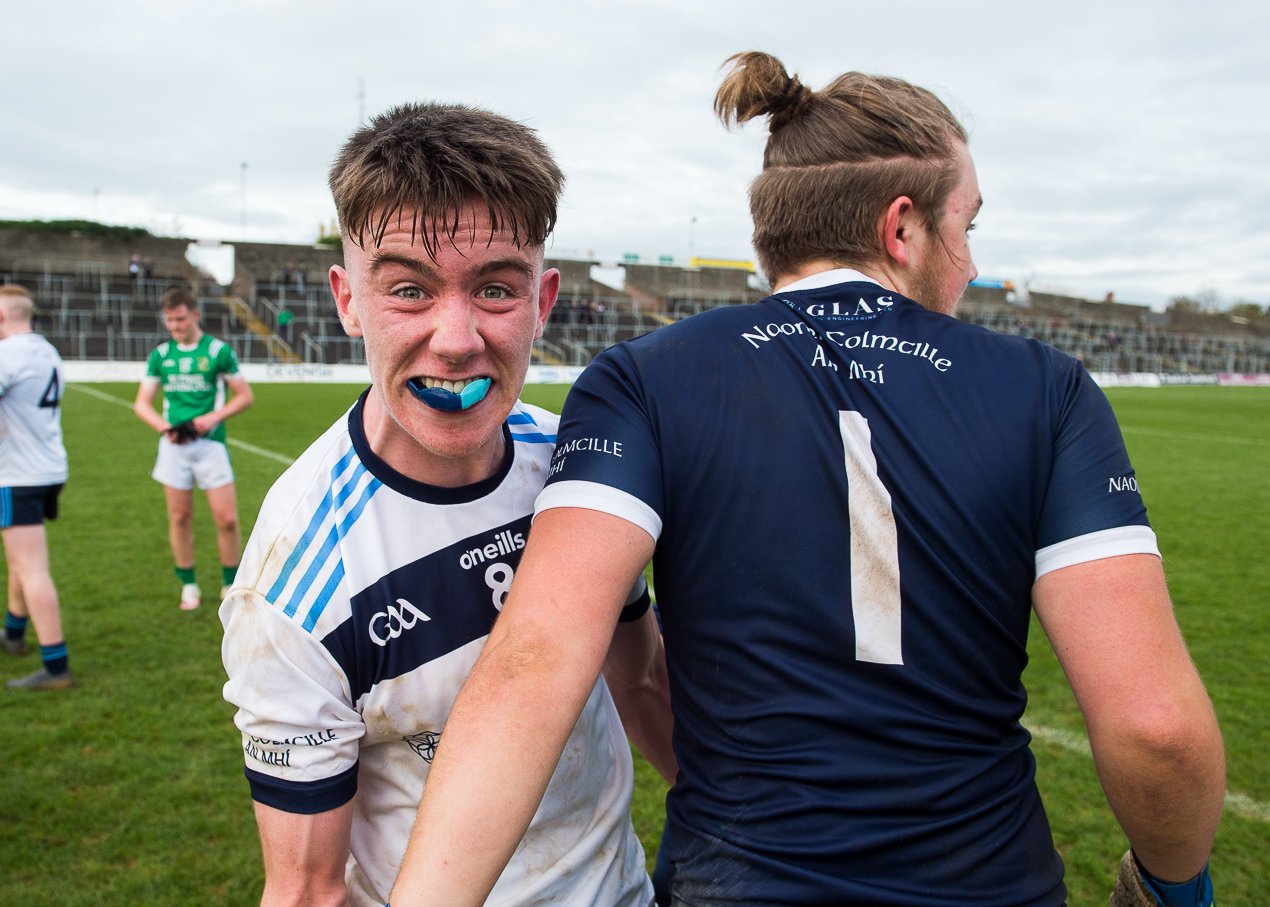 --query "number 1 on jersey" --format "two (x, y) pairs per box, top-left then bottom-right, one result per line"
(839, 411), (903, 665)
